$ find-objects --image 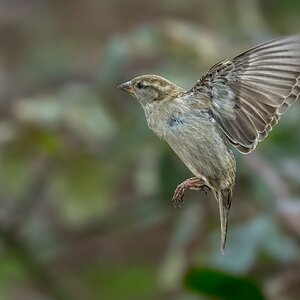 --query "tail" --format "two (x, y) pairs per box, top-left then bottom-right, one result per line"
(214, 188), (233, 254)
